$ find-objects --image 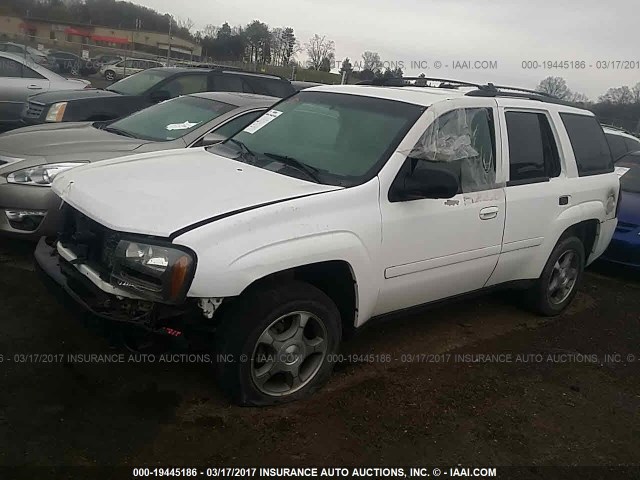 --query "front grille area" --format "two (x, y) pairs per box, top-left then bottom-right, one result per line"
(59, 205), (120, 279)
(23, 102), (45, 119)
